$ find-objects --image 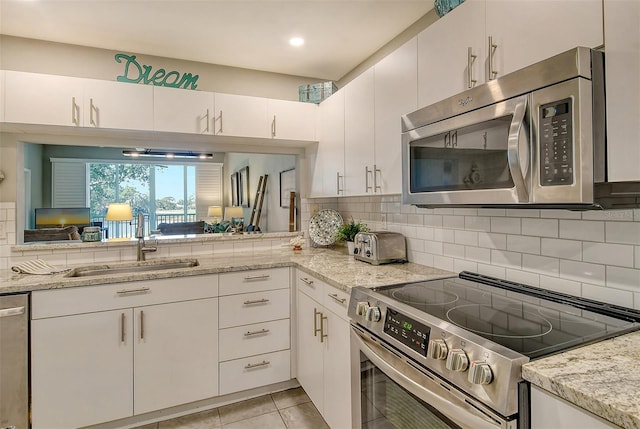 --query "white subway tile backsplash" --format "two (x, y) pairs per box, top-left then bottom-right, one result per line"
(606, 266), (640, 291)
(454, 259), (477, 273)
(443, 215), (465, 229)
(581, 282), (633, 307)
(433, 255), (454, 272)
(506, 235), (540, 254)
(416, 227), (434, 241)
(412, 251), (435, 267)
(606, 222), (640, 245)
(582, 209), (634, 221)
(559, 220), (605, 242)
(539, 275), (582, 296)
(425, 241), (444, 255)
(443, 243), (465, 258)
(540, 238), (582, 261)
(540, 209), (582, 219)
(465, 216), (491, 232)
(477, 263), (506, 279)
(521, 218), (558, 238)
(491, 249), (522, 269)
(465, 246), (491, 264)
(559, 260), (605, 286)
(506, 269), (540, 286)
(507, 209), (539, 218)
(433, 228), (455, 243)
(583, 242), (634, 268)
(478, 232), (507, 250)
(454, 230), (478, 246)
(491, 217), (521, 234)
(522, 254), (559, 276)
